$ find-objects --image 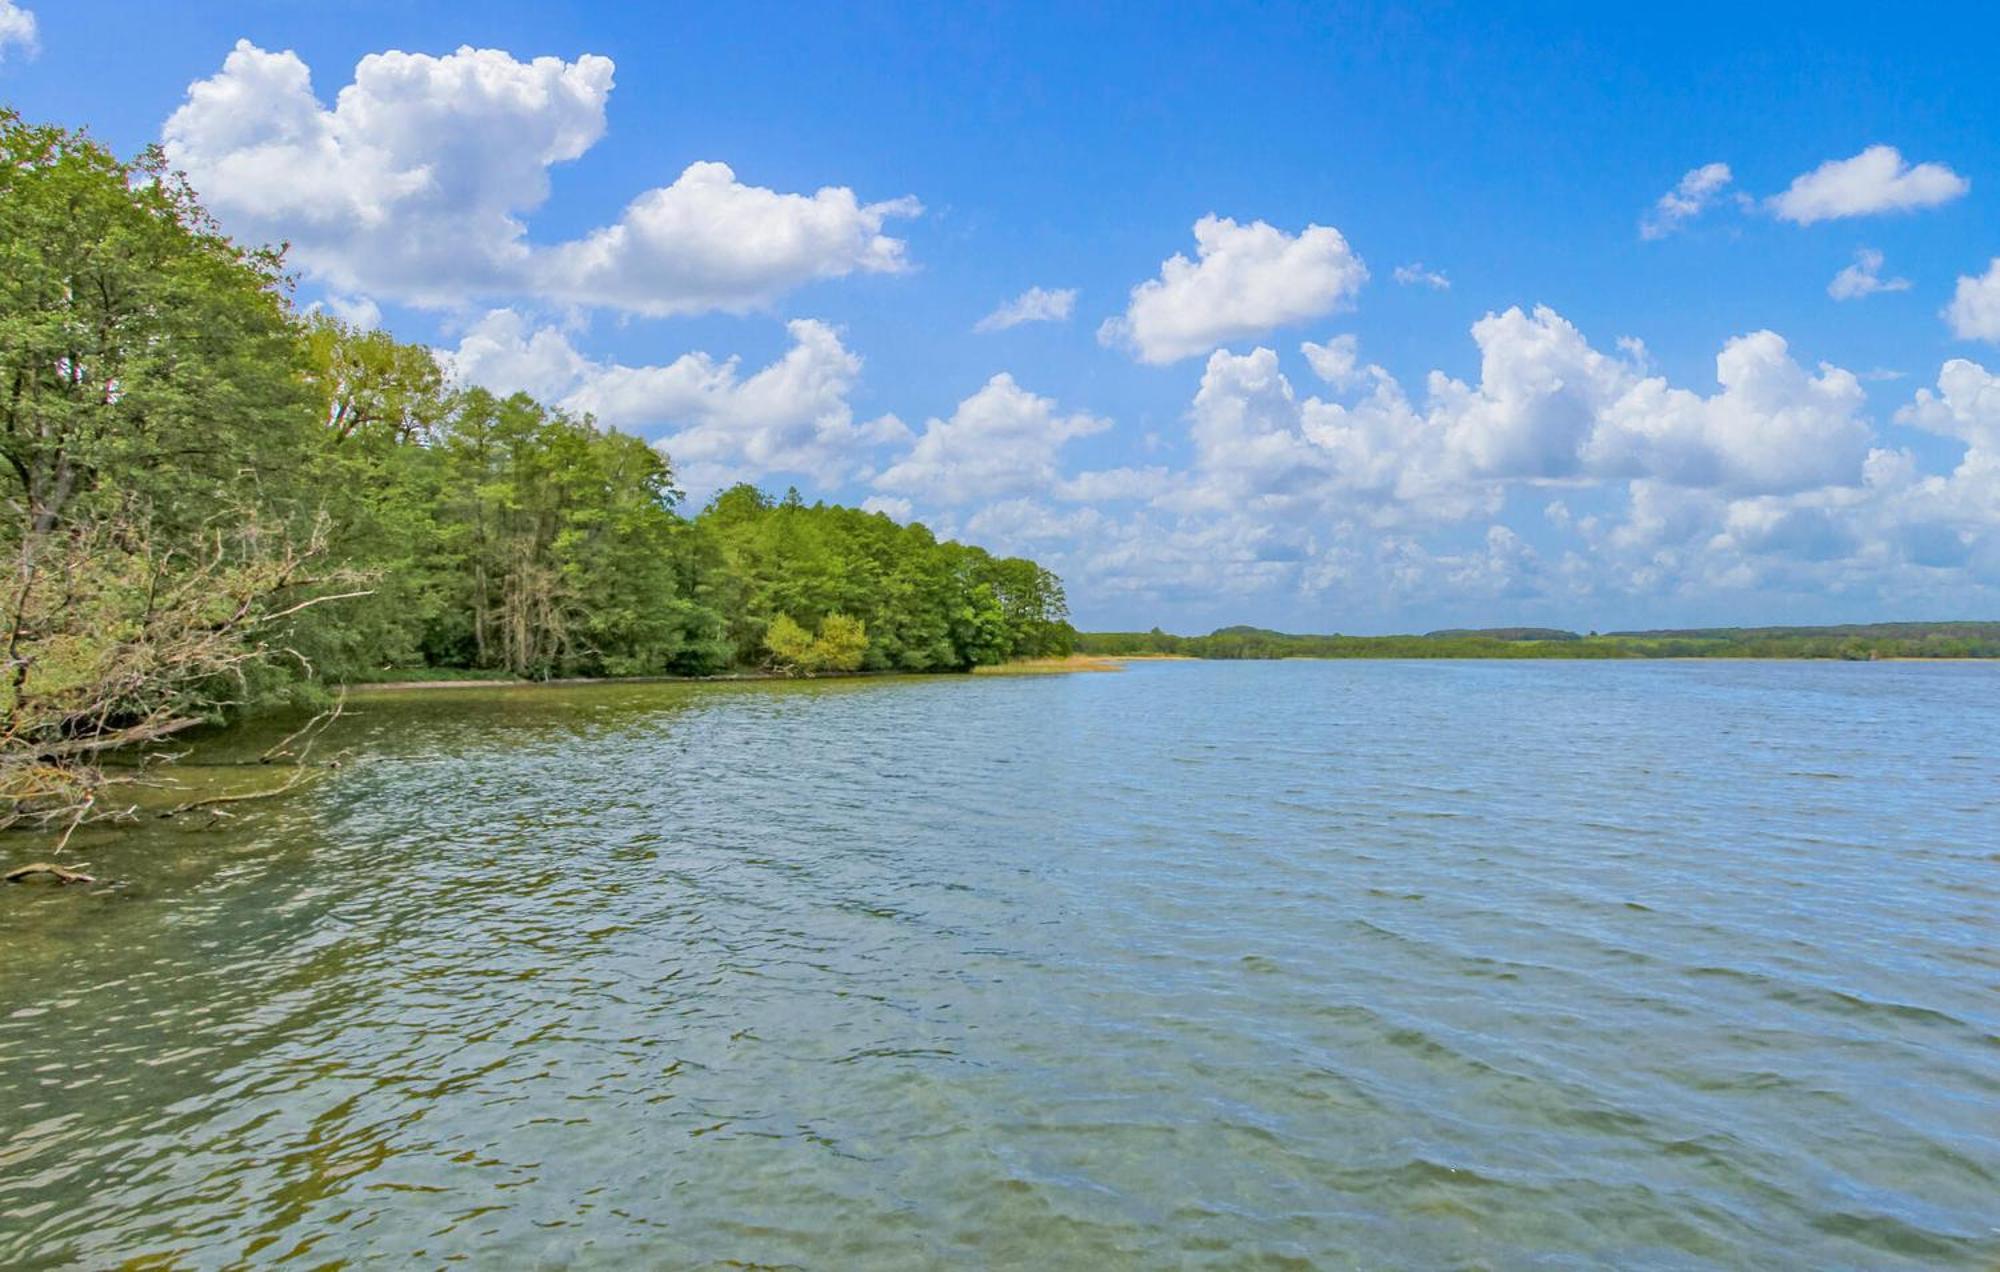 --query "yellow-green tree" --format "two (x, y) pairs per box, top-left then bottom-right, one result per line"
(763, 614), (817, 673)
(764, 612), (869, 675)
(814, 613), (869, 672)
